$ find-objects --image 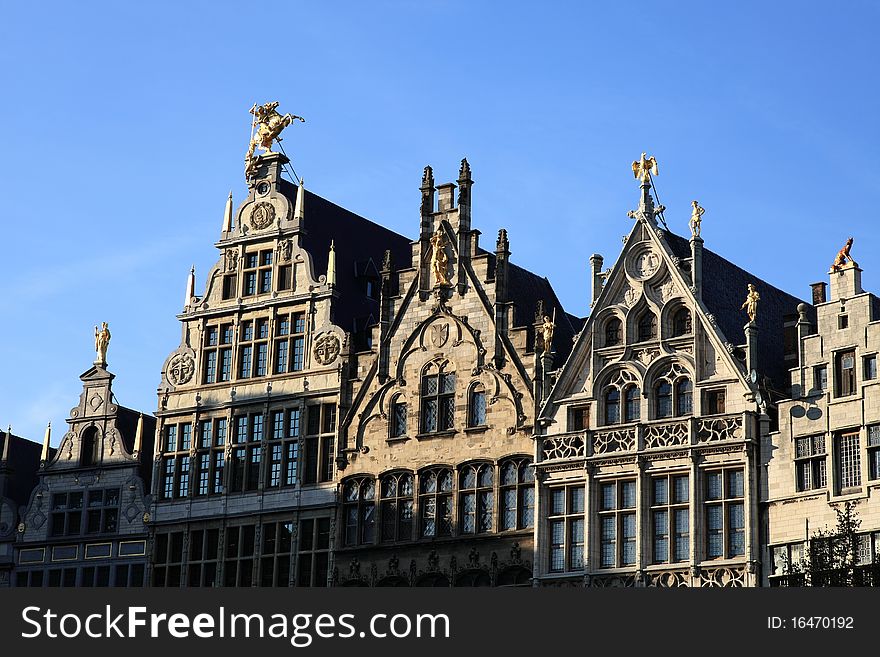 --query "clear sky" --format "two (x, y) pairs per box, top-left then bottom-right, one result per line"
(2, 1), (879, 443)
